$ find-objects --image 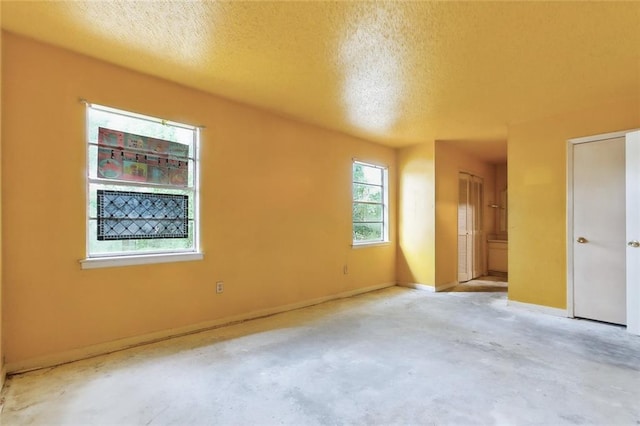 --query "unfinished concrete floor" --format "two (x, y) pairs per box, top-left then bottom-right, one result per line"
(1, 287), (639, 425)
